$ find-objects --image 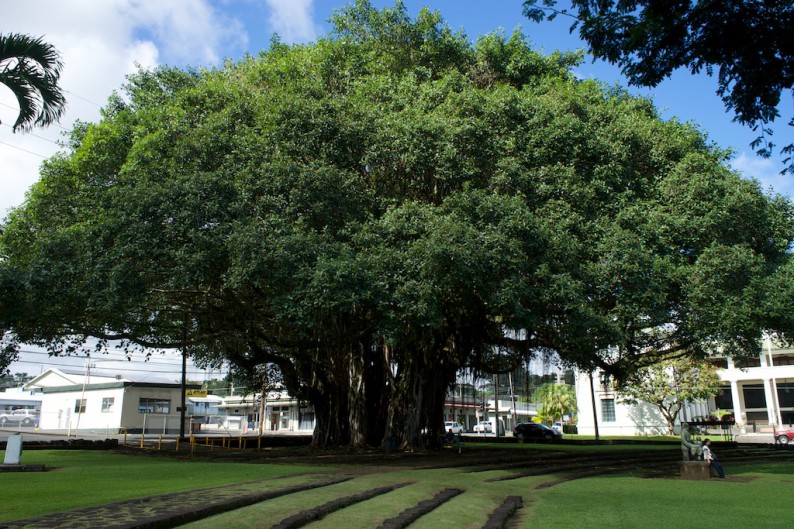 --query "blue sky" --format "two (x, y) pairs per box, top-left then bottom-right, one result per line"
(2, 0), (792, 220)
